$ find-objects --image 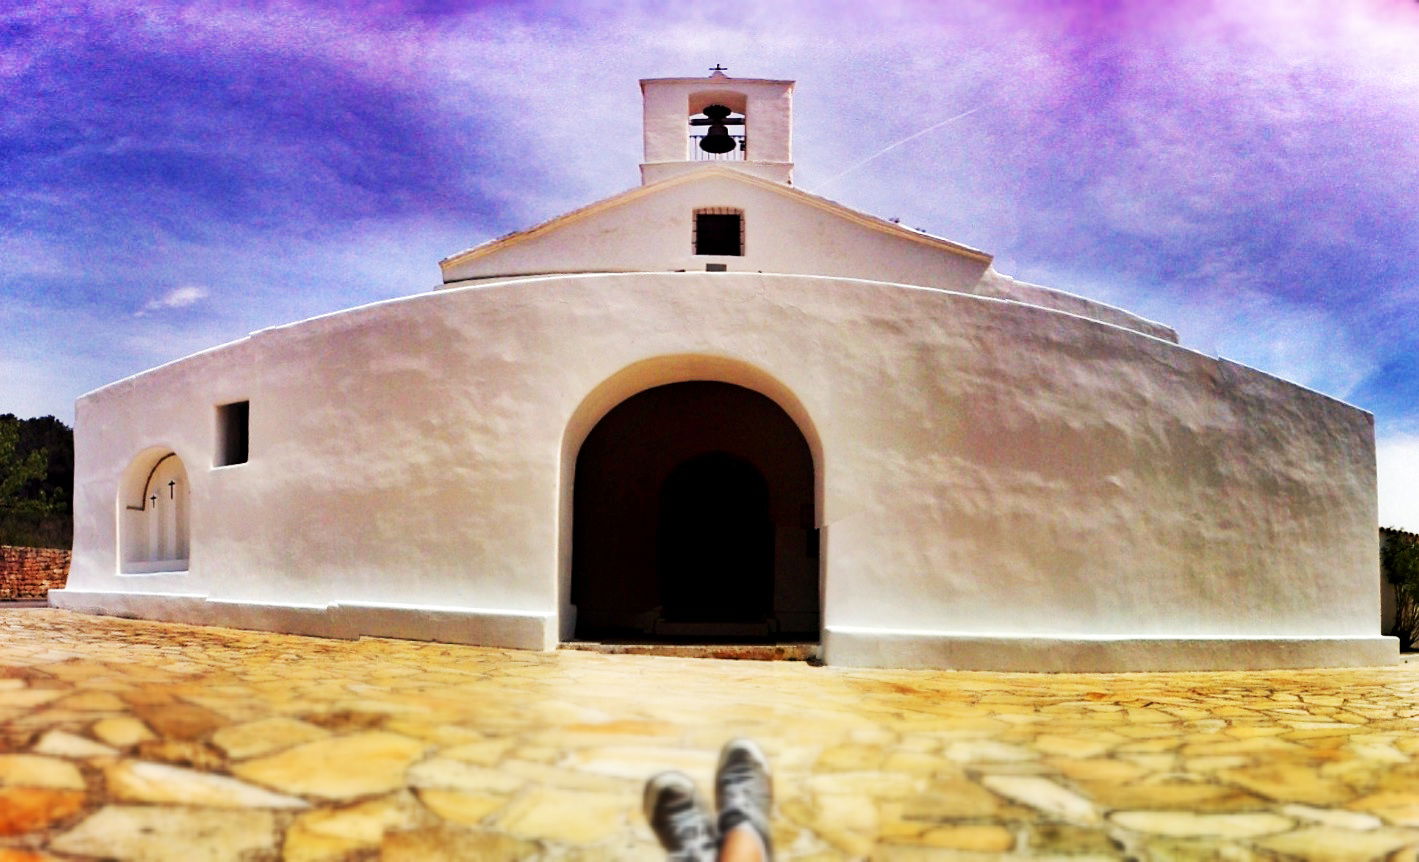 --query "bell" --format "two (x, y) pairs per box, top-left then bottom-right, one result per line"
(699, 123), (737, 154)
(696, 103), (739, 154)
